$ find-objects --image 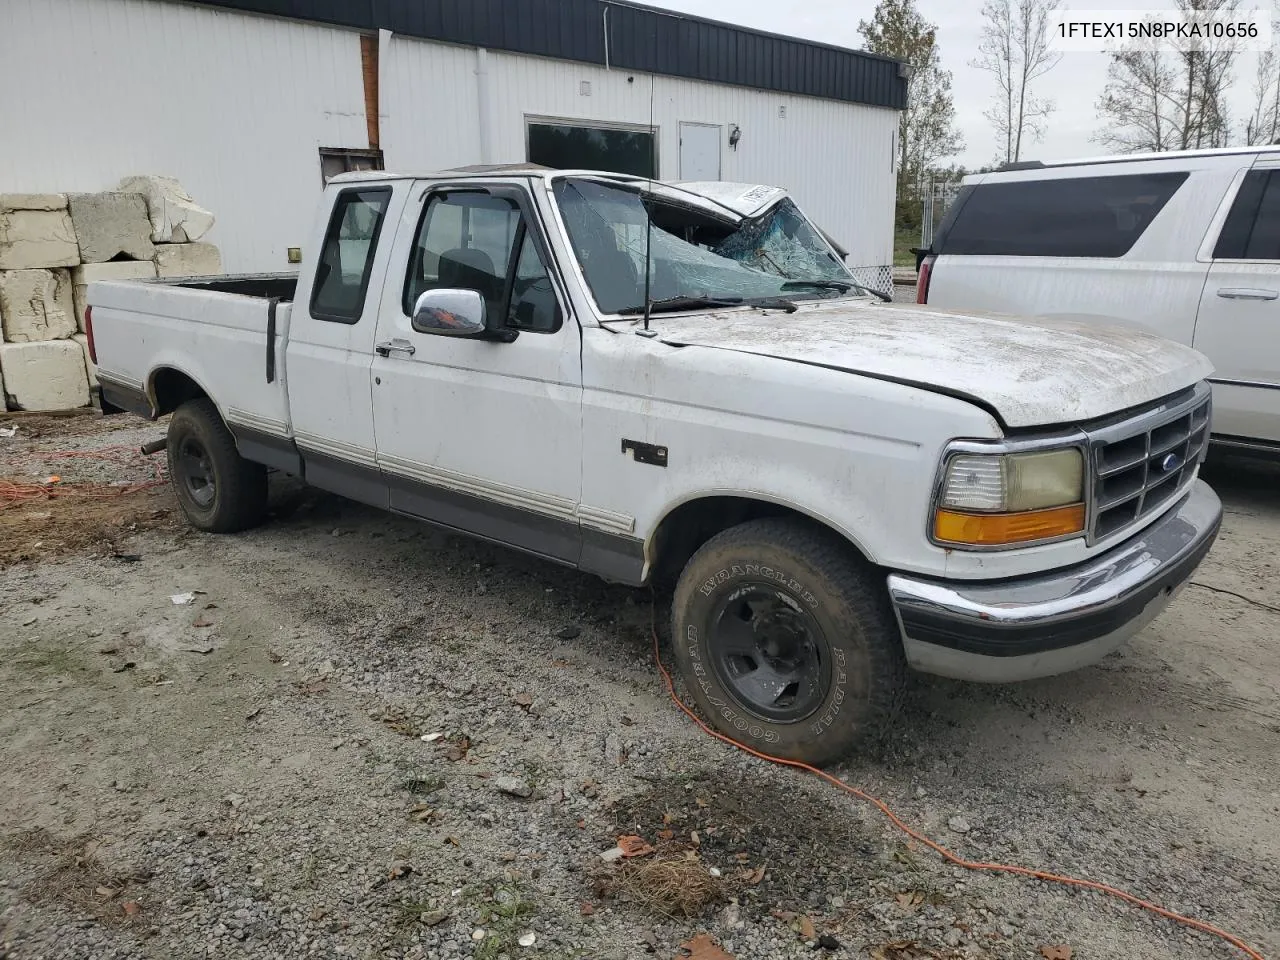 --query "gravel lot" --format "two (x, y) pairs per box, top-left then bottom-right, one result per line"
(1, 411), (1277, 960)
